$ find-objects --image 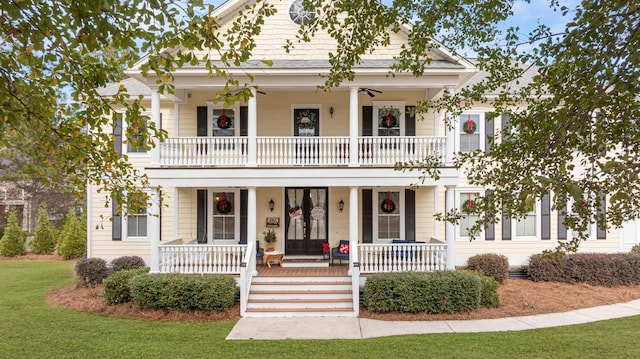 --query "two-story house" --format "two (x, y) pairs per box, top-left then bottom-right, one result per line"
(88, 0), (635, 316)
